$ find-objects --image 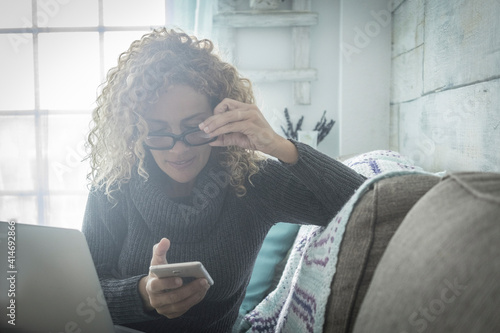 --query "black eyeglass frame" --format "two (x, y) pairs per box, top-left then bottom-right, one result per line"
(144, 127), (217, 150)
